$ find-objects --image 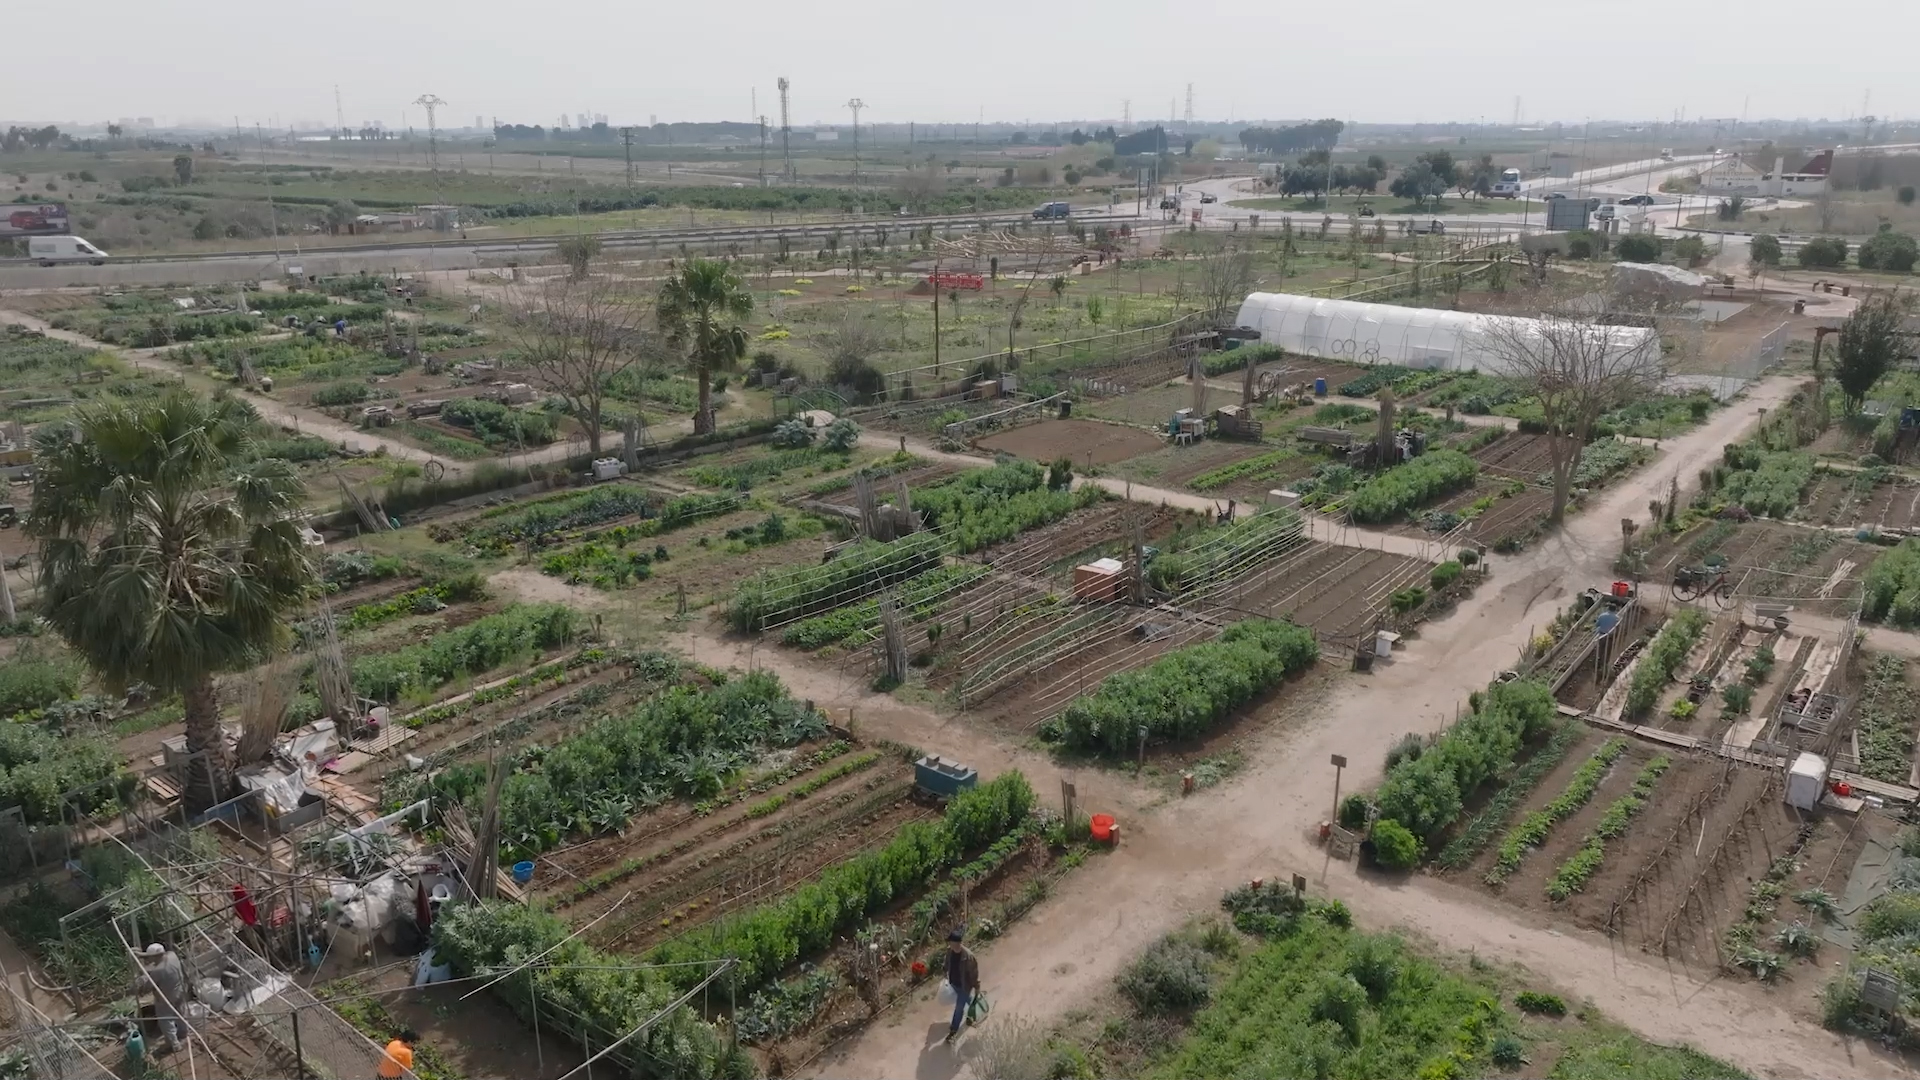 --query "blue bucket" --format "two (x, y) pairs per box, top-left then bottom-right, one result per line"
(511, 861), (535, 884)
(1313, 377), (1327, 396)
